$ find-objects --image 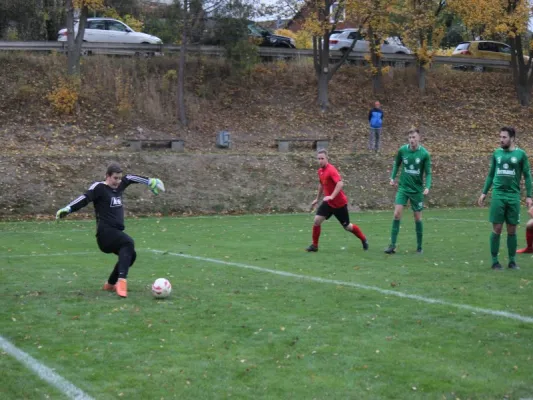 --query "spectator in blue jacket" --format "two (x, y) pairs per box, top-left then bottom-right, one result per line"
(368, 101), (384, 152)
